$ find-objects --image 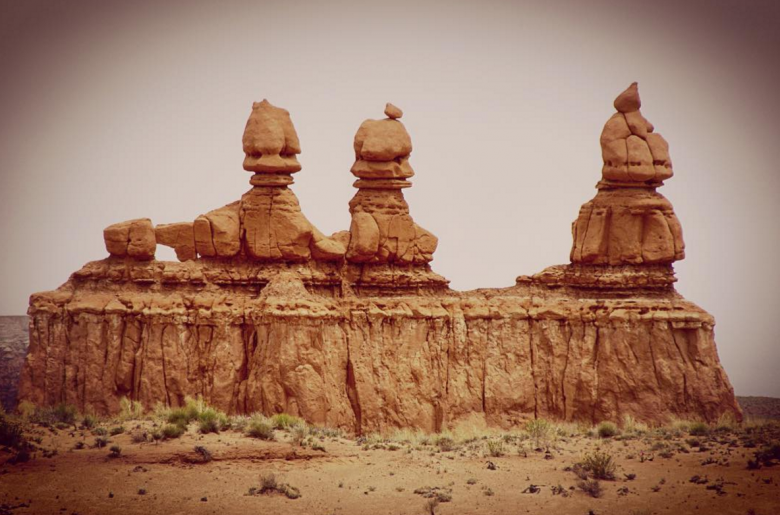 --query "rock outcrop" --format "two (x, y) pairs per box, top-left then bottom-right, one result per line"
(17, 88), (741, 432)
